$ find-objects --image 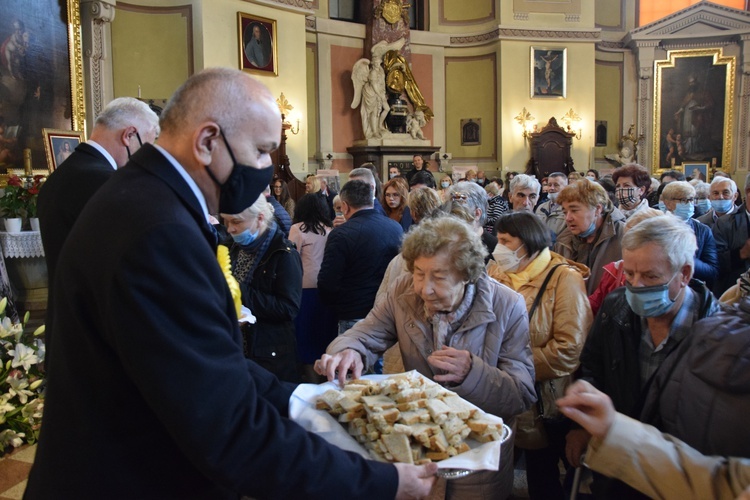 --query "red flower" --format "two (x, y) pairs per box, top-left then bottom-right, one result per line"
(7, 175), (22, 187)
